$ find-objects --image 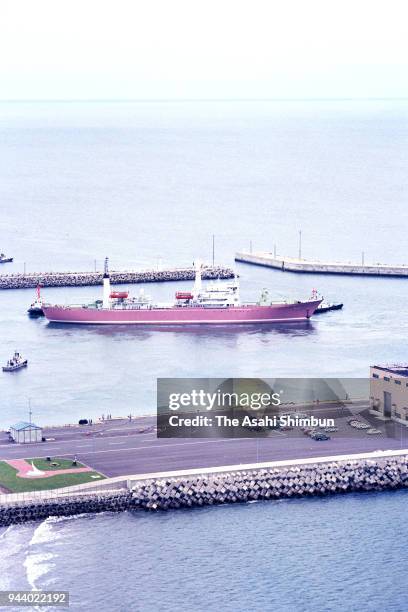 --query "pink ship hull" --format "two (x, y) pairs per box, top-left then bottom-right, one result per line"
(43, 300), (321, 325)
